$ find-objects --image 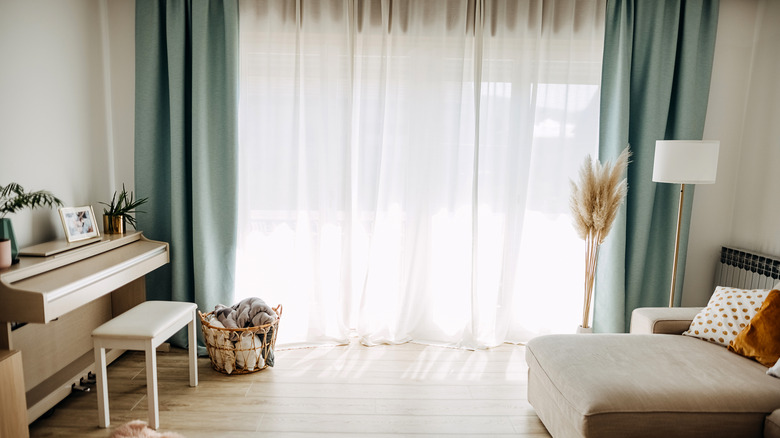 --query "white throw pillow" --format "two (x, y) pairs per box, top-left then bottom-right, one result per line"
(683, 286), (771, 347)
(769, 357), (780, 378)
